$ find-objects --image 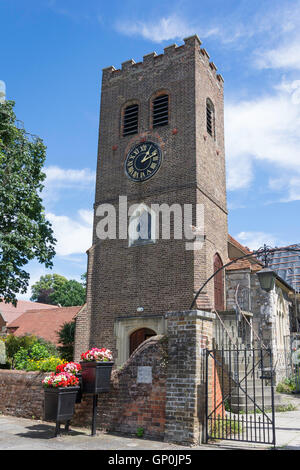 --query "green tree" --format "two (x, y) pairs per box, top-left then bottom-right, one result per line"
(5, 334), (37, 368)
(50, 279), (86, 307)
(57, 320), (76, 361)
(5, 334), (58, 369)
(30, 273), (68, 304)
(0, 101), (56, 305)
(31, 273), (86, 307)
